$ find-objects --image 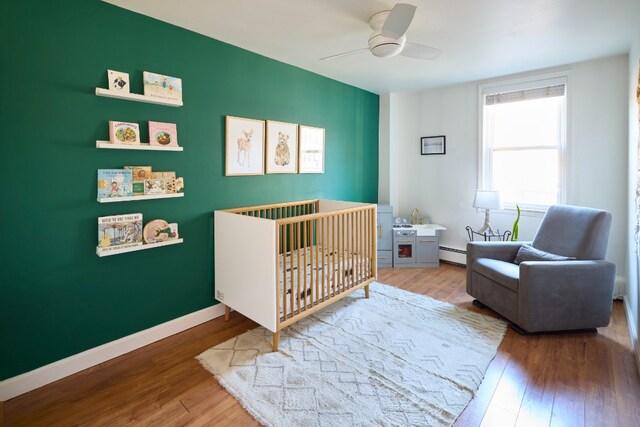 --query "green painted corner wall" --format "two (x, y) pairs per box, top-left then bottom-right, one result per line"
(0, 0), (379, 380)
